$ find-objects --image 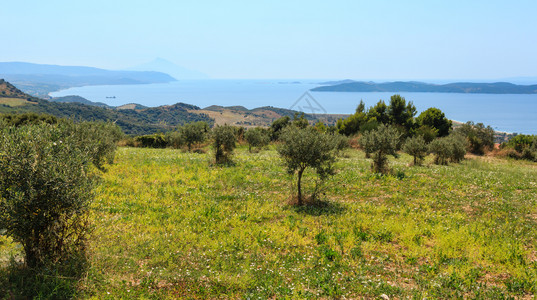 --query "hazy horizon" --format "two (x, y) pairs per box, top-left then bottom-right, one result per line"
(2, 1), (537, 80)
